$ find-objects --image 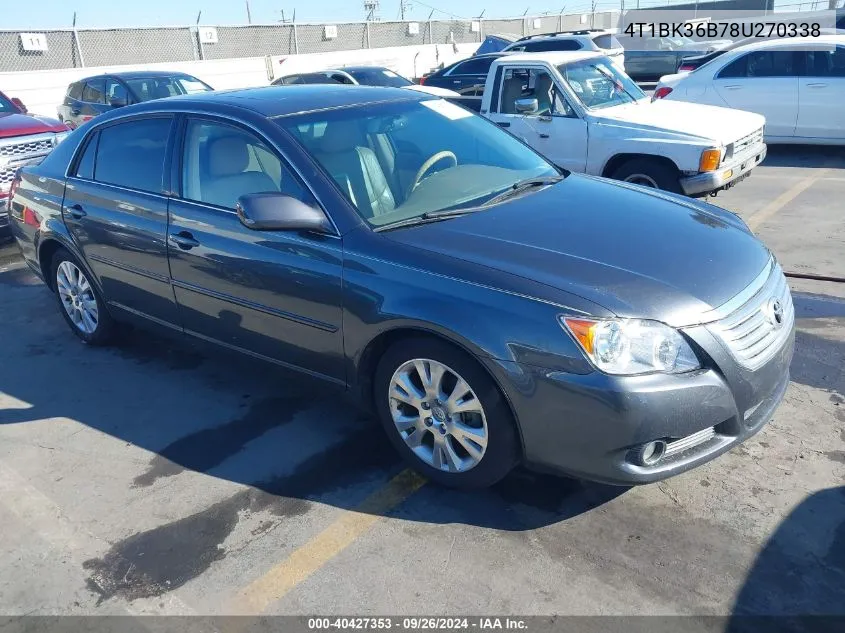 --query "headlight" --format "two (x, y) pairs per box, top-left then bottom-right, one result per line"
(53, 131), (70, 145)
(561, 317), (701, 375)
